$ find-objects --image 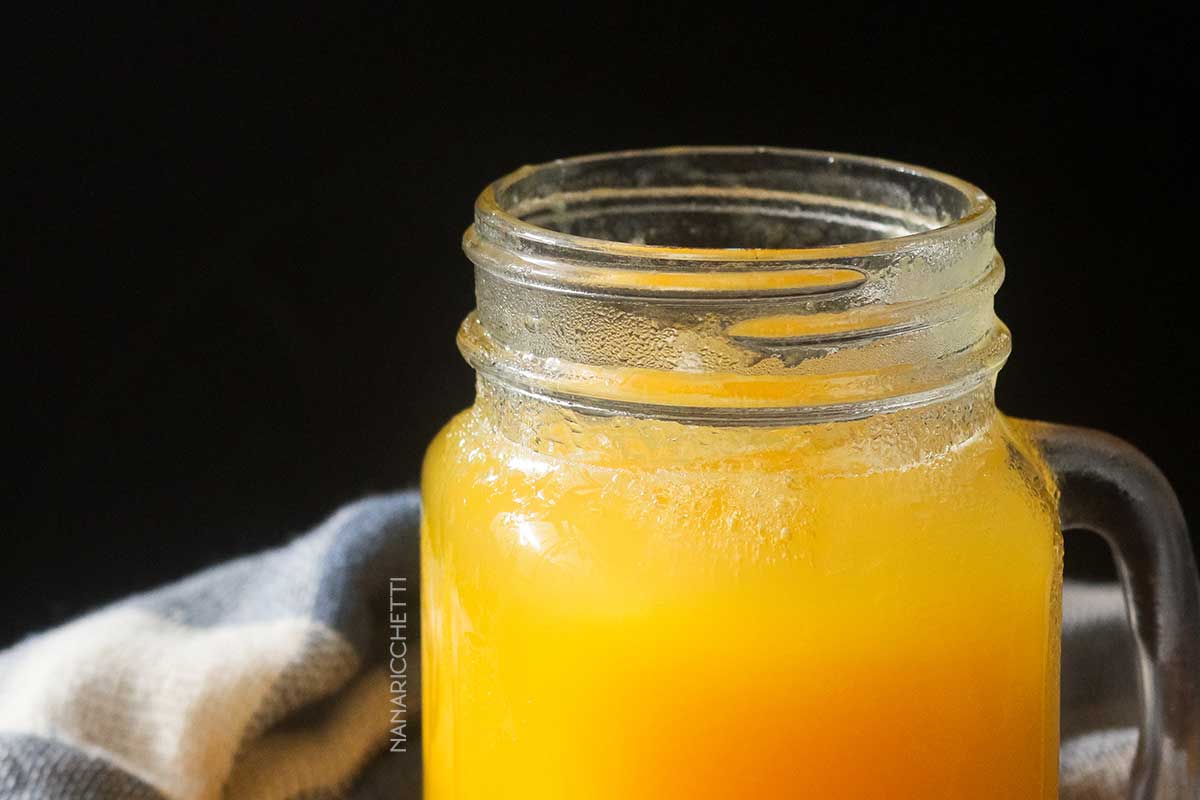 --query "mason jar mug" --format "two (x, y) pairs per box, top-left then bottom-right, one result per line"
(420, 147), (1200, 799)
